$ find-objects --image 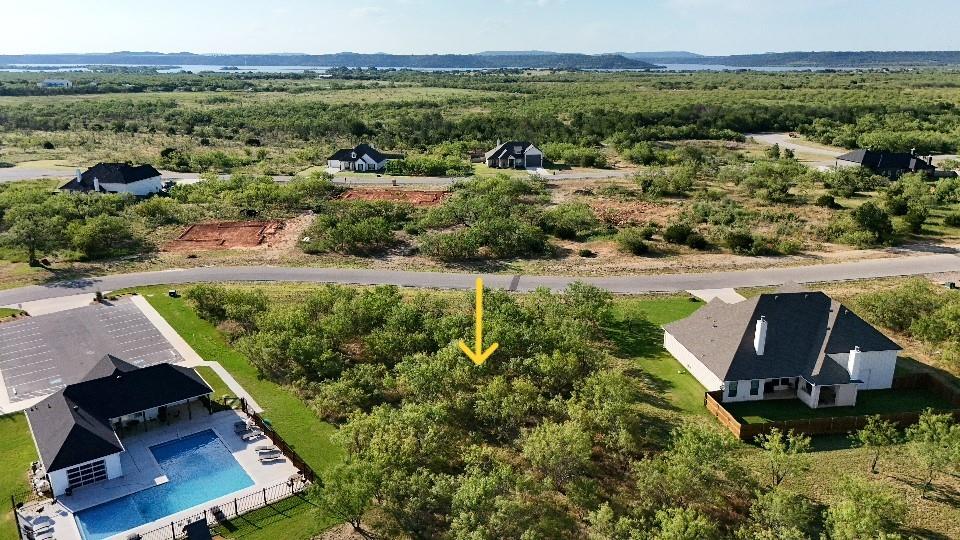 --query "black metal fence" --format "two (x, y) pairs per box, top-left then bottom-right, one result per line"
(136, 476), (309, 540)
